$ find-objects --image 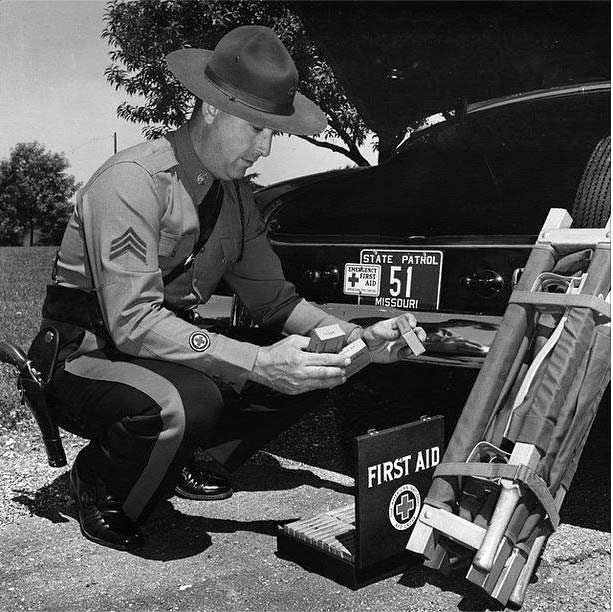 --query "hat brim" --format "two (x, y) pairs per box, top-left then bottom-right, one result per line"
(167, 49), (327, 136)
